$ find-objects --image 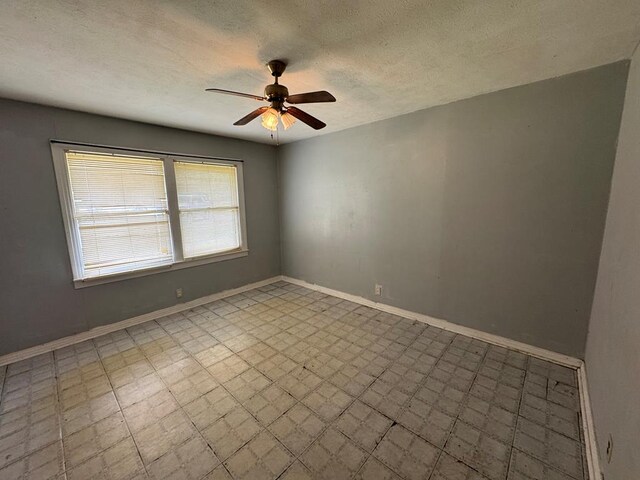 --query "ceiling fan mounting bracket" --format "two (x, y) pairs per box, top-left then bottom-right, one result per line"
(267, 60), (287, 78)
